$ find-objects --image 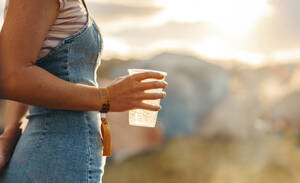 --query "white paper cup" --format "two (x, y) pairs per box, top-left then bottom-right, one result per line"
(128, 69), (167, 127)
